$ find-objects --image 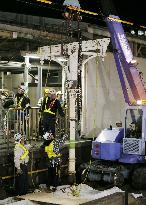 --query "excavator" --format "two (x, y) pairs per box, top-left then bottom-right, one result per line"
(80, 15), (146, 189)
